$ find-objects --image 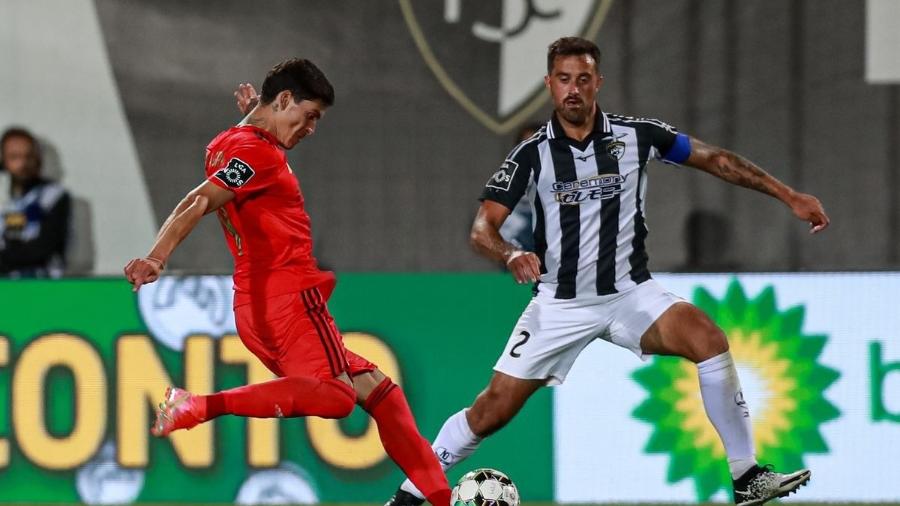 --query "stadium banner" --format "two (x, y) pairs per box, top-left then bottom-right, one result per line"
(0, 275), (552, 504)
(555, 273), (900, 503)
